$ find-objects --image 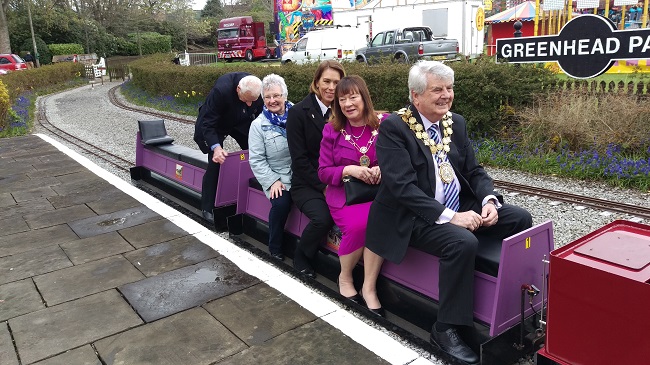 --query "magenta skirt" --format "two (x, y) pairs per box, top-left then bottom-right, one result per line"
(329, 201), (372, 256)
